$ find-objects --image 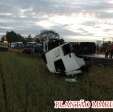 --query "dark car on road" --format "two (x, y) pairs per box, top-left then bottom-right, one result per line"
(23, 43), (43, 54)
